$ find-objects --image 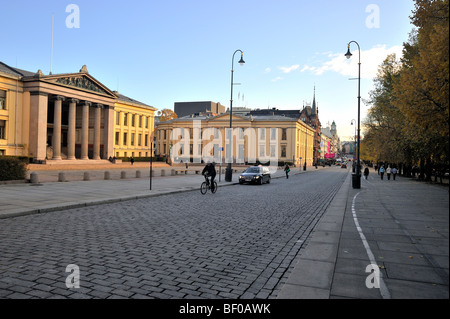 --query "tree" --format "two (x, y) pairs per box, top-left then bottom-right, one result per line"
(157, 109), (178, 122)
(362, 0), (449, 180)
